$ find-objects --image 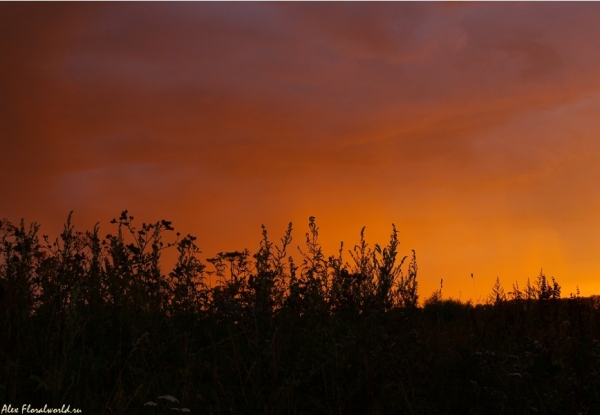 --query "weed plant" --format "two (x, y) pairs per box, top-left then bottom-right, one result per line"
(1, 212), (600, 414)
